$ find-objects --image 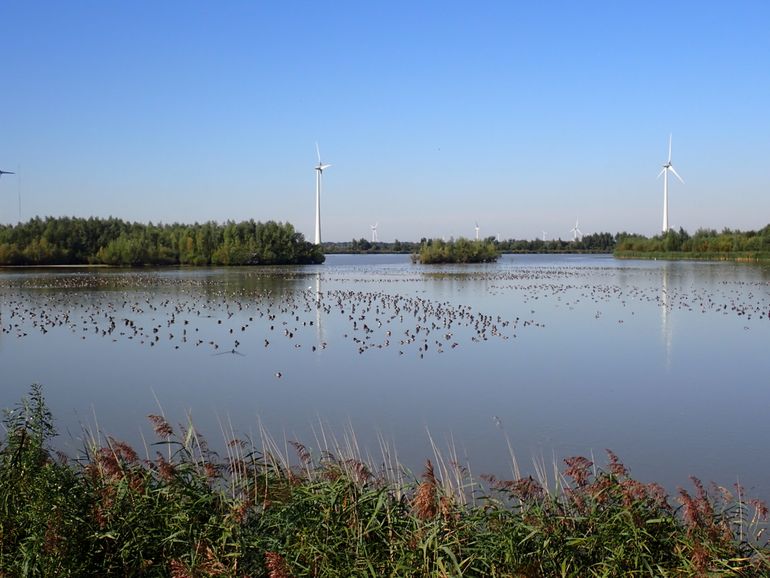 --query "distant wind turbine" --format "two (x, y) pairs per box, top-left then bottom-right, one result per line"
(542, 231), (547, 242)
(16, 165), (21, 222)
(570, 218), (582, 242)
(370, 222), (379, 243)
(0, 168), (16, 223)
(474, 221), (480, 241)
(658, 134), (684, 232)
(314, 143), (331, 245)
